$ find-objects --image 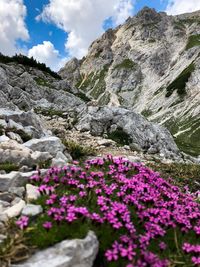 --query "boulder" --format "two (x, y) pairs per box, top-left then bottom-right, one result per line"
(24, 137), (65, 157)
(22, 204), (43, 217)
(76, 106), (181, 159)
(51, 151), (72, 167)
(0, 140), (52, 168)
(26, 184), (40, 202)
(11, 231), (99, 267)
(4, 199), (25, 218)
